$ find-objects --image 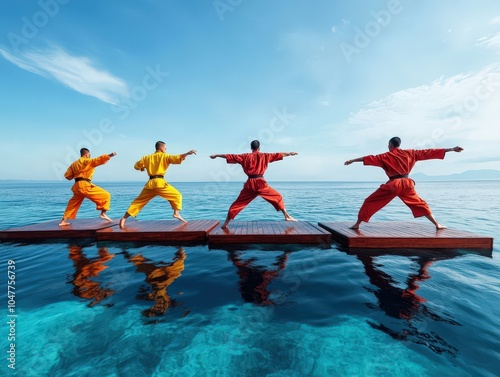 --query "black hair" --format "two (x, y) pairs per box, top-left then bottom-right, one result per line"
(250, 140), (260, 151)
(389, 137), (401, 148)
(155, 141), (166, 150)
